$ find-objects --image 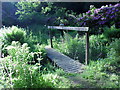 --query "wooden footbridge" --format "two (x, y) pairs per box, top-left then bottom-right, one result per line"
(45, 25), (89, 73)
